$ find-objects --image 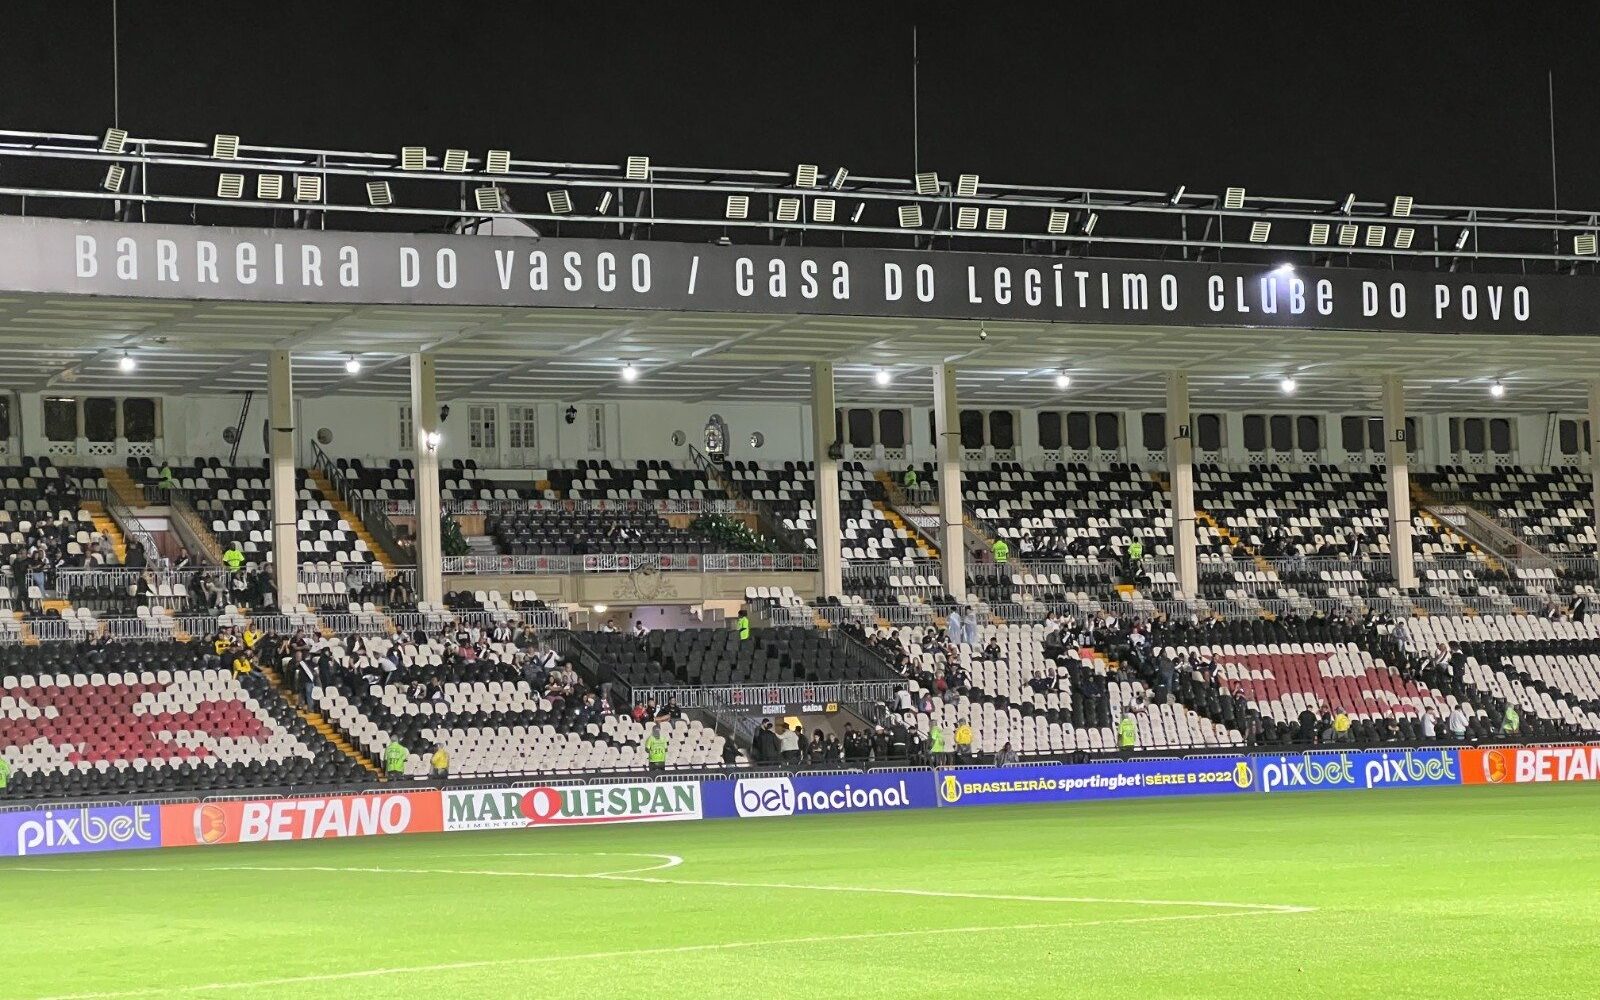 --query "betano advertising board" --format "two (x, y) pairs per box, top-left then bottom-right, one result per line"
(1460, 745), (1600, 785)
(160, 791), (442, 847)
